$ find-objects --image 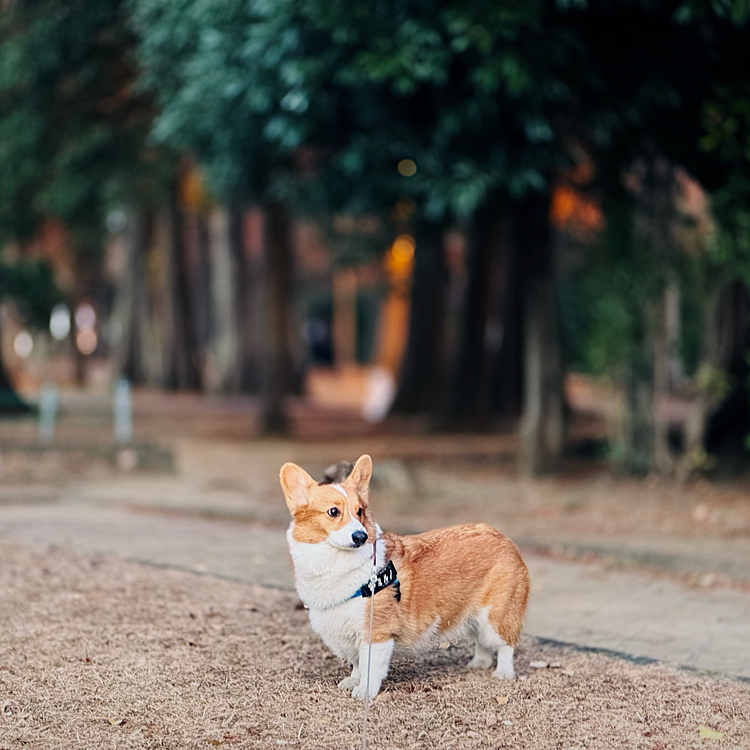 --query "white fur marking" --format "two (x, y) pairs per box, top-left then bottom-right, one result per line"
(287, 523), (384, 612)
(493, 641), (515, 680)
(353, 639), (394, 699)
(327, 518), (368, 549)
(331, 483), (348, 498)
